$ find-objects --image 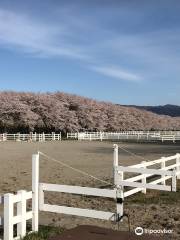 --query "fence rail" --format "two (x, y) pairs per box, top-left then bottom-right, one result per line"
(0, 133), (61, 142)
(67, 131), (180, 142)
(38, 181), (122, 222)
